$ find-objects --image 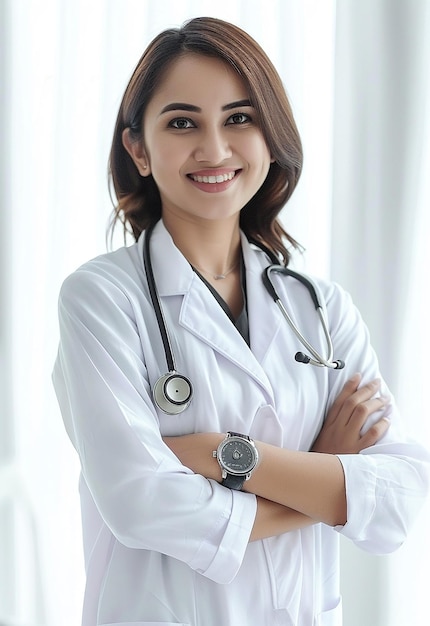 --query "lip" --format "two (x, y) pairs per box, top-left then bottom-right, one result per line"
(187, 168), (241, 193)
